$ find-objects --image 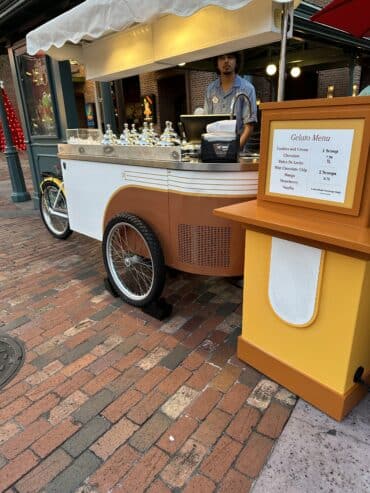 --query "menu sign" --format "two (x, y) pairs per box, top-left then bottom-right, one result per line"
(269, 129), (354, 203)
